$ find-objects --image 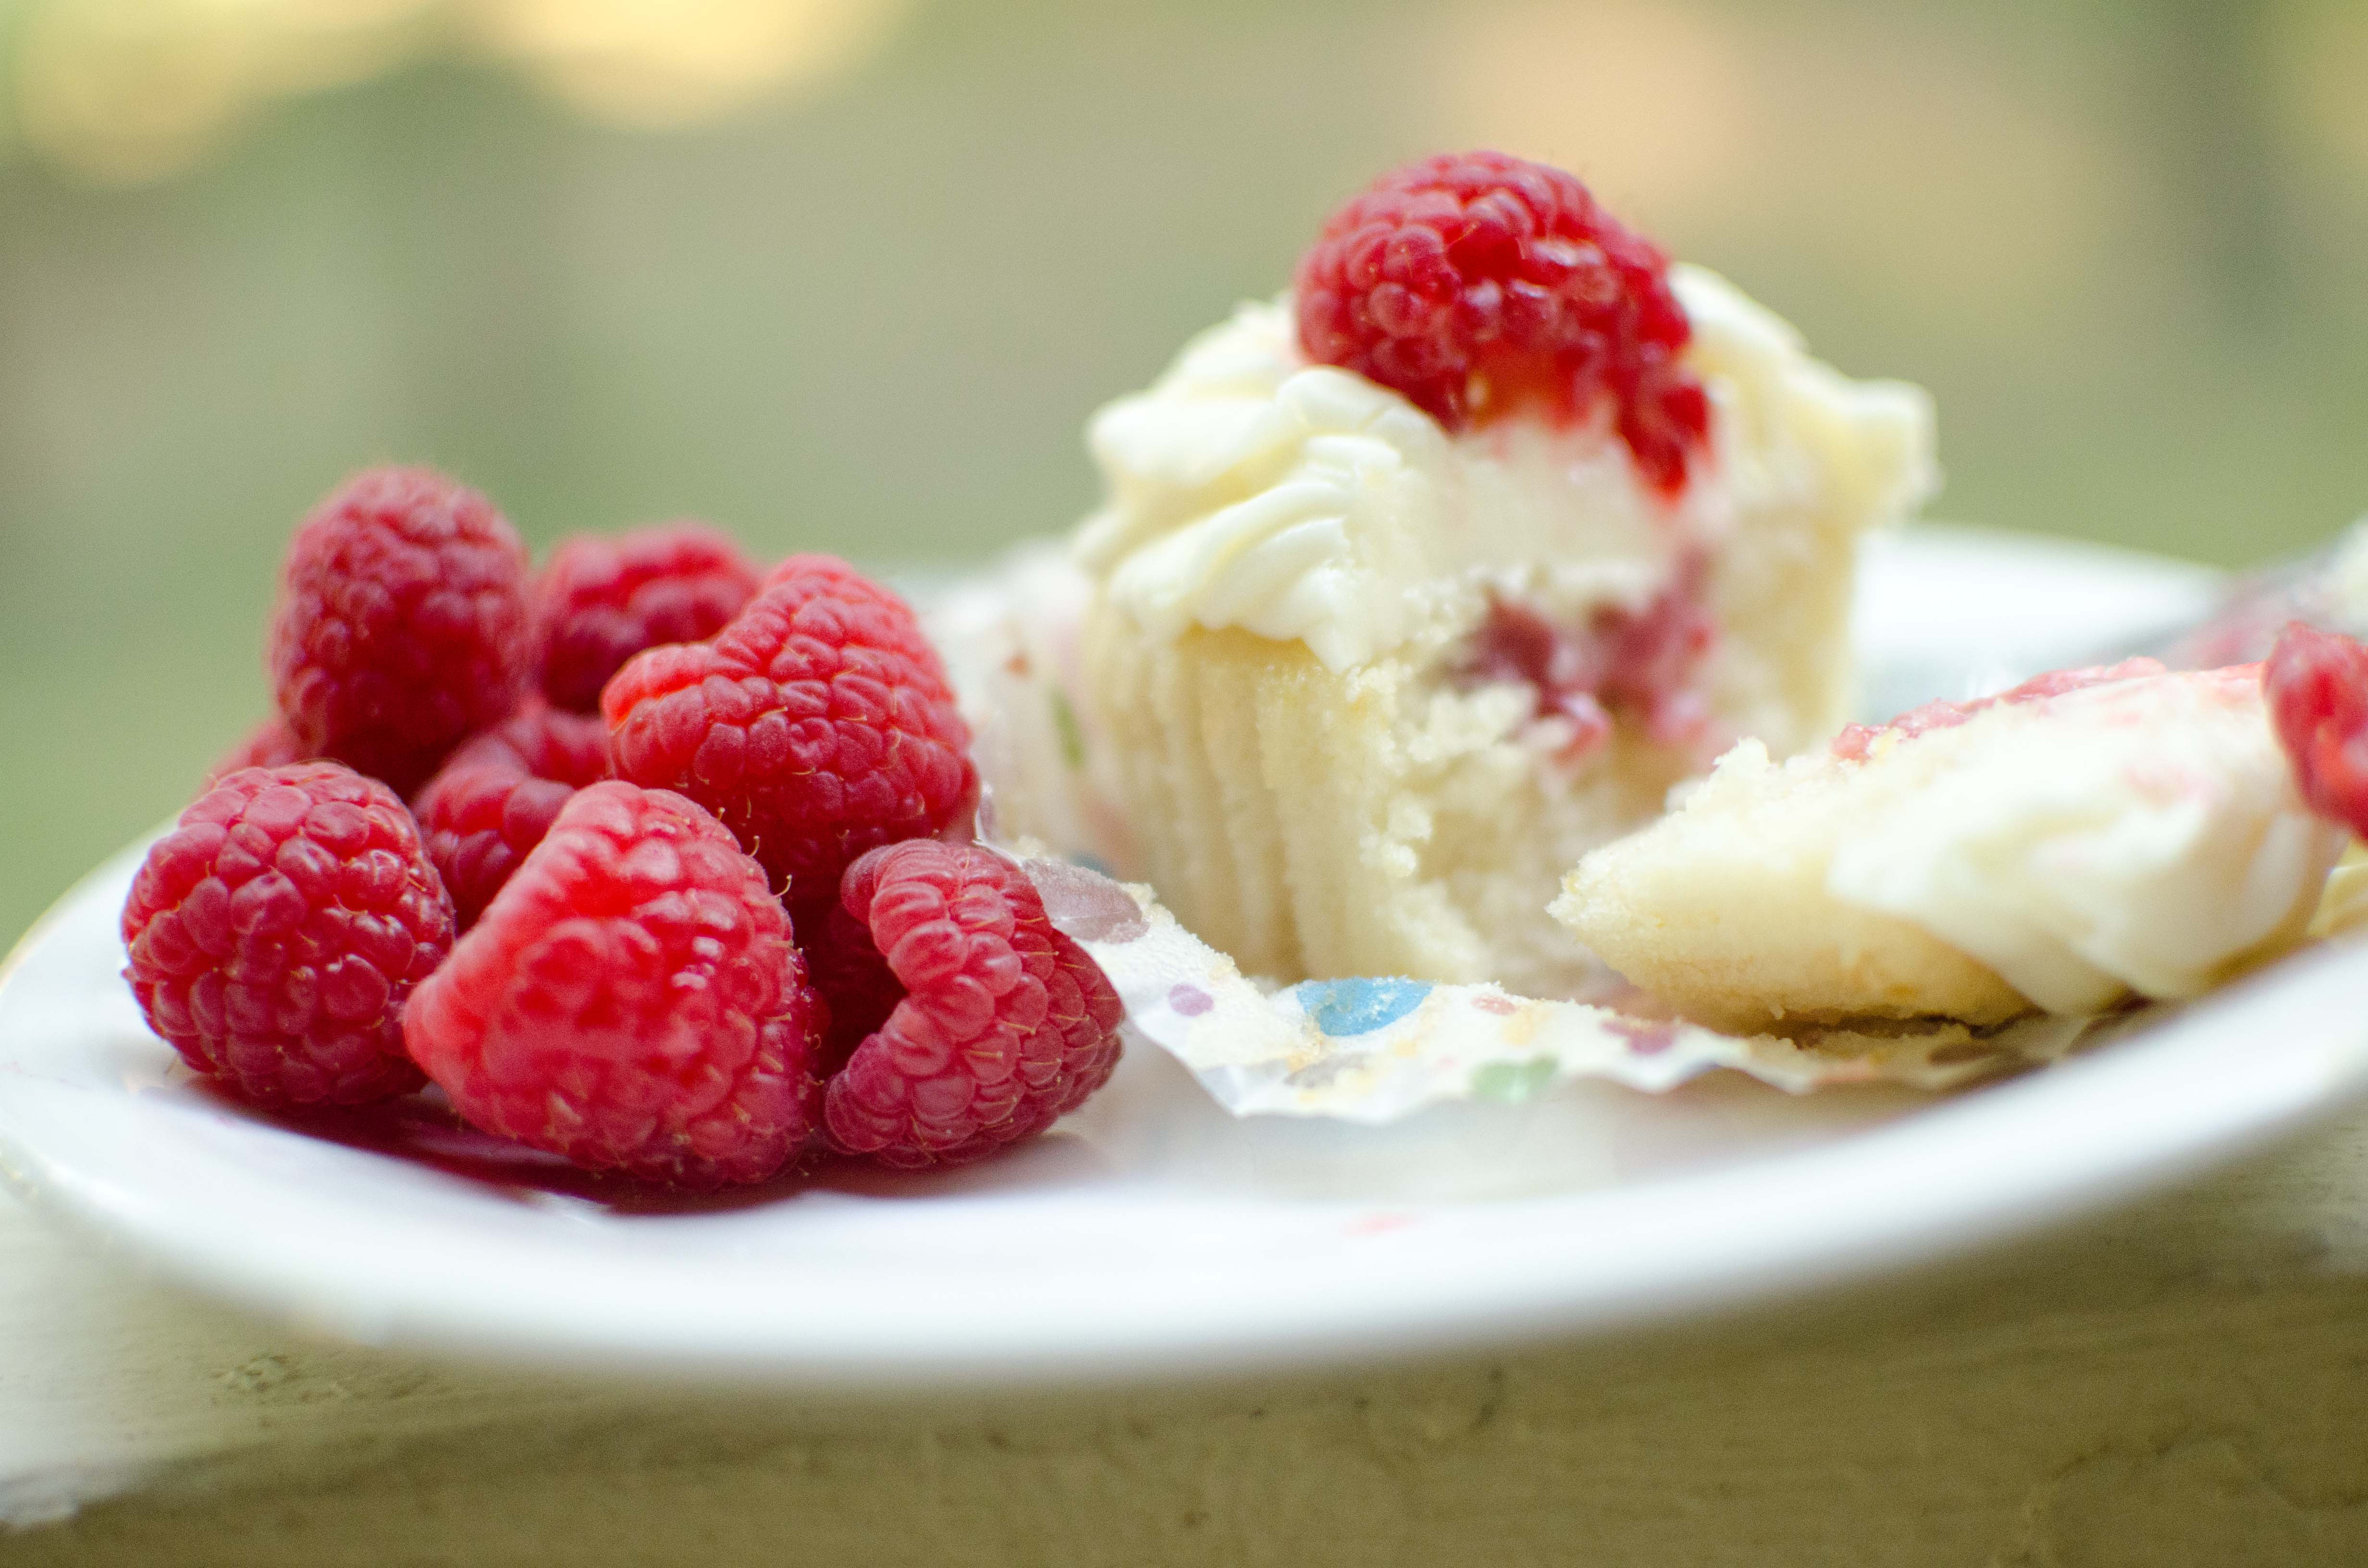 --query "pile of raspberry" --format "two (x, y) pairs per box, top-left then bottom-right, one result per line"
(126, 465), (1123, 1189)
